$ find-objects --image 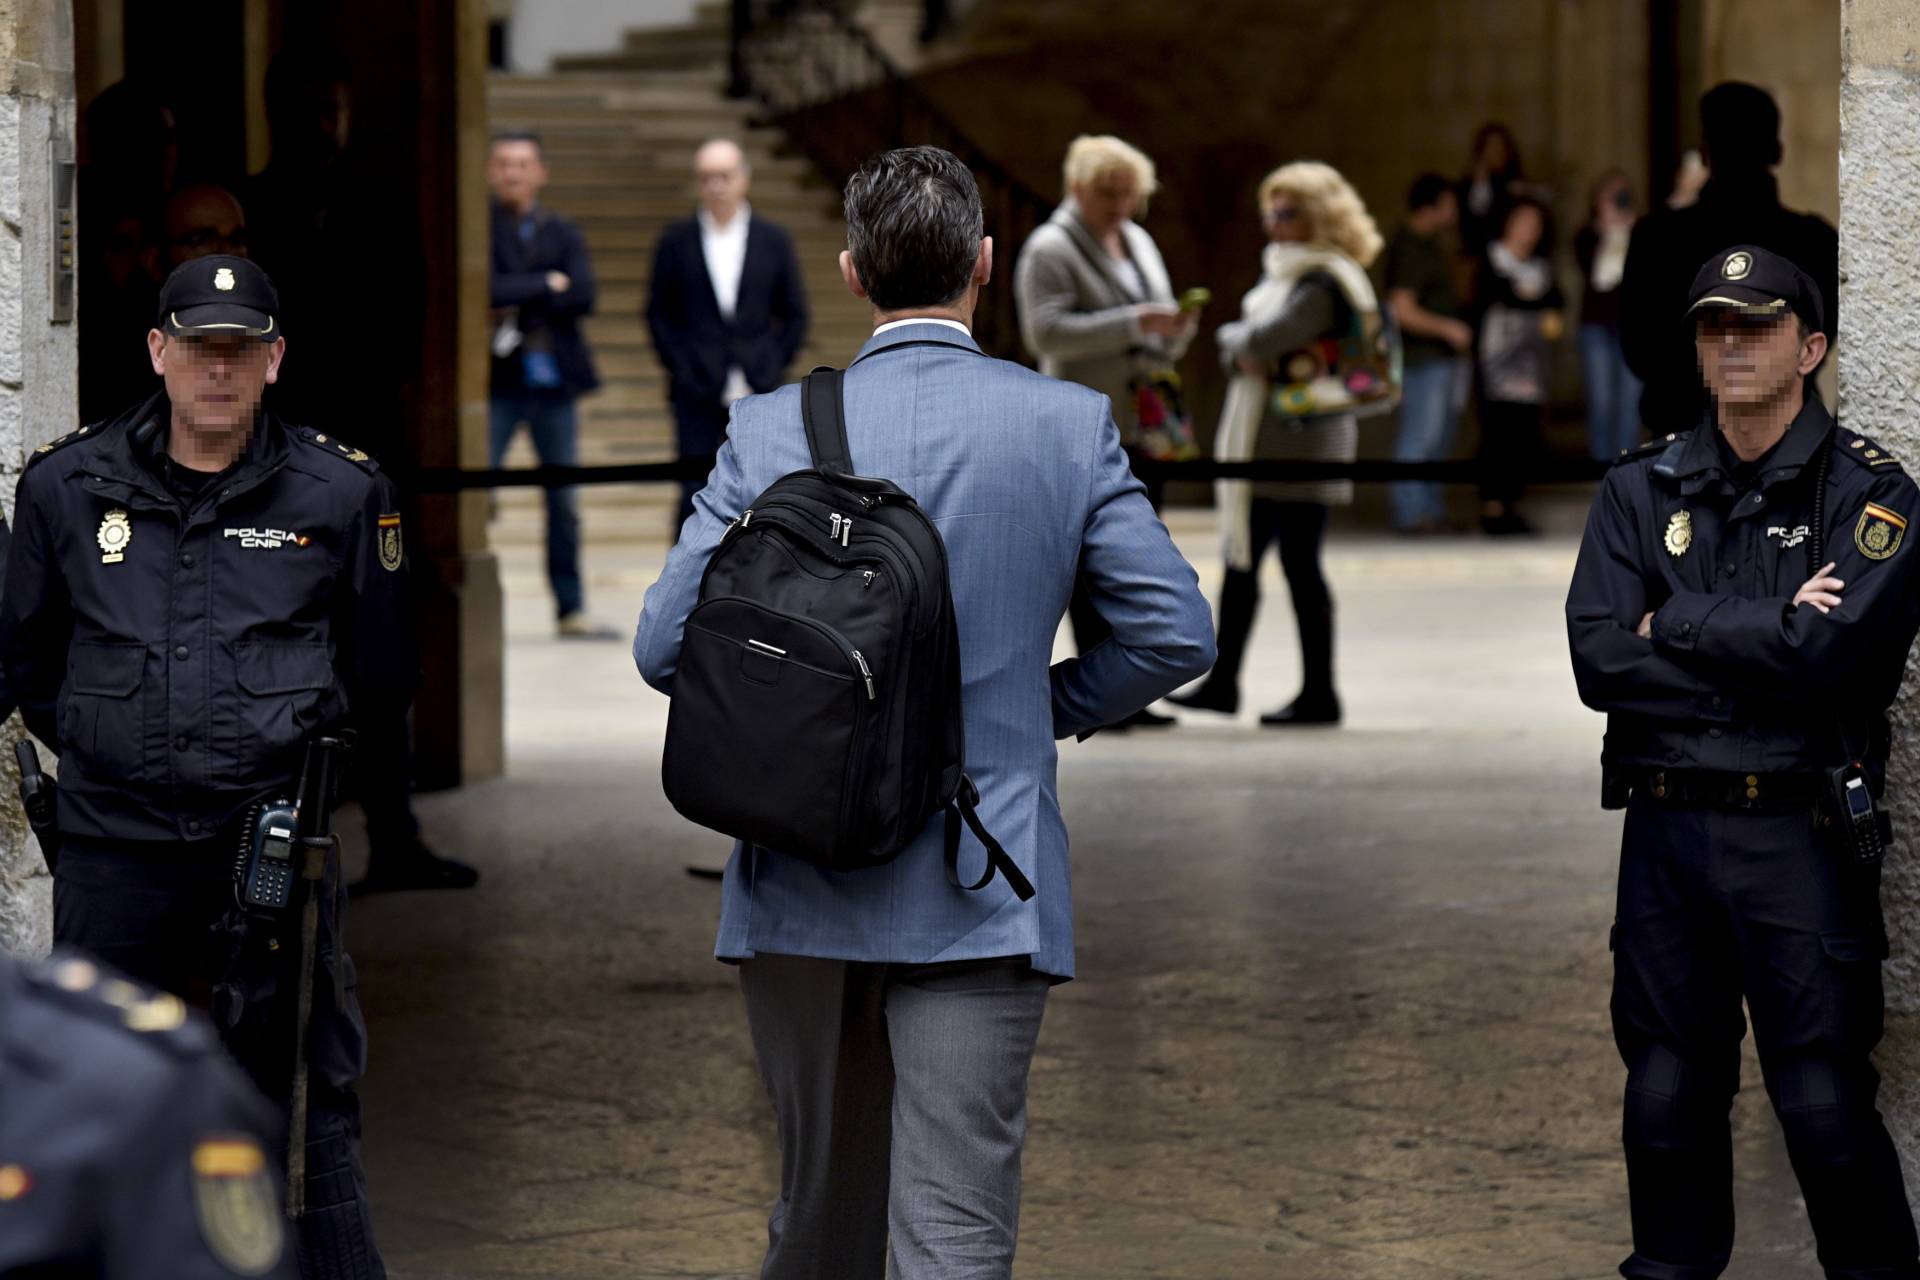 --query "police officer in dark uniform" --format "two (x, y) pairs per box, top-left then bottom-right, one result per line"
(0, 255), (401, 1277)
(0, 949), (295, 1279)
(1568, 244), (1920, 1277)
